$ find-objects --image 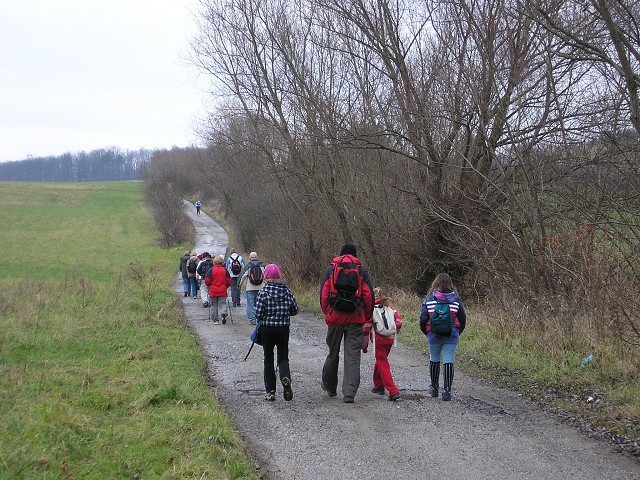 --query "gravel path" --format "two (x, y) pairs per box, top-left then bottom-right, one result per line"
(176, 203), (640, 480)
